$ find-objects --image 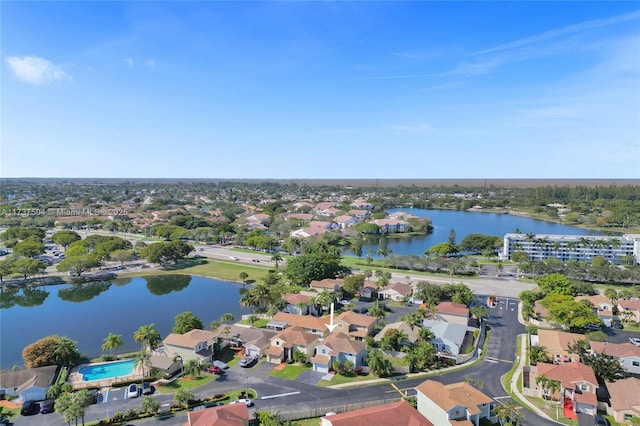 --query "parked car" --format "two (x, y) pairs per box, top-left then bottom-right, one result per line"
(87, 388), (99, 404)
(20, 401), (39, 416)
(205, 365), (222, 374)
(230, 398), (254, 407)
(204, 401), (224, 408)
(229, 256), (239, 261)
(141, 382), (153, 395)
(213, 360), (229, 370)
(239, 355), (257, 368)
(126, 383), (139, 398)
(251, 259), (260, 263)
(596, 415), (611, 426)
(39, 399), (55, 414)
(629, 337), (640, 347)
